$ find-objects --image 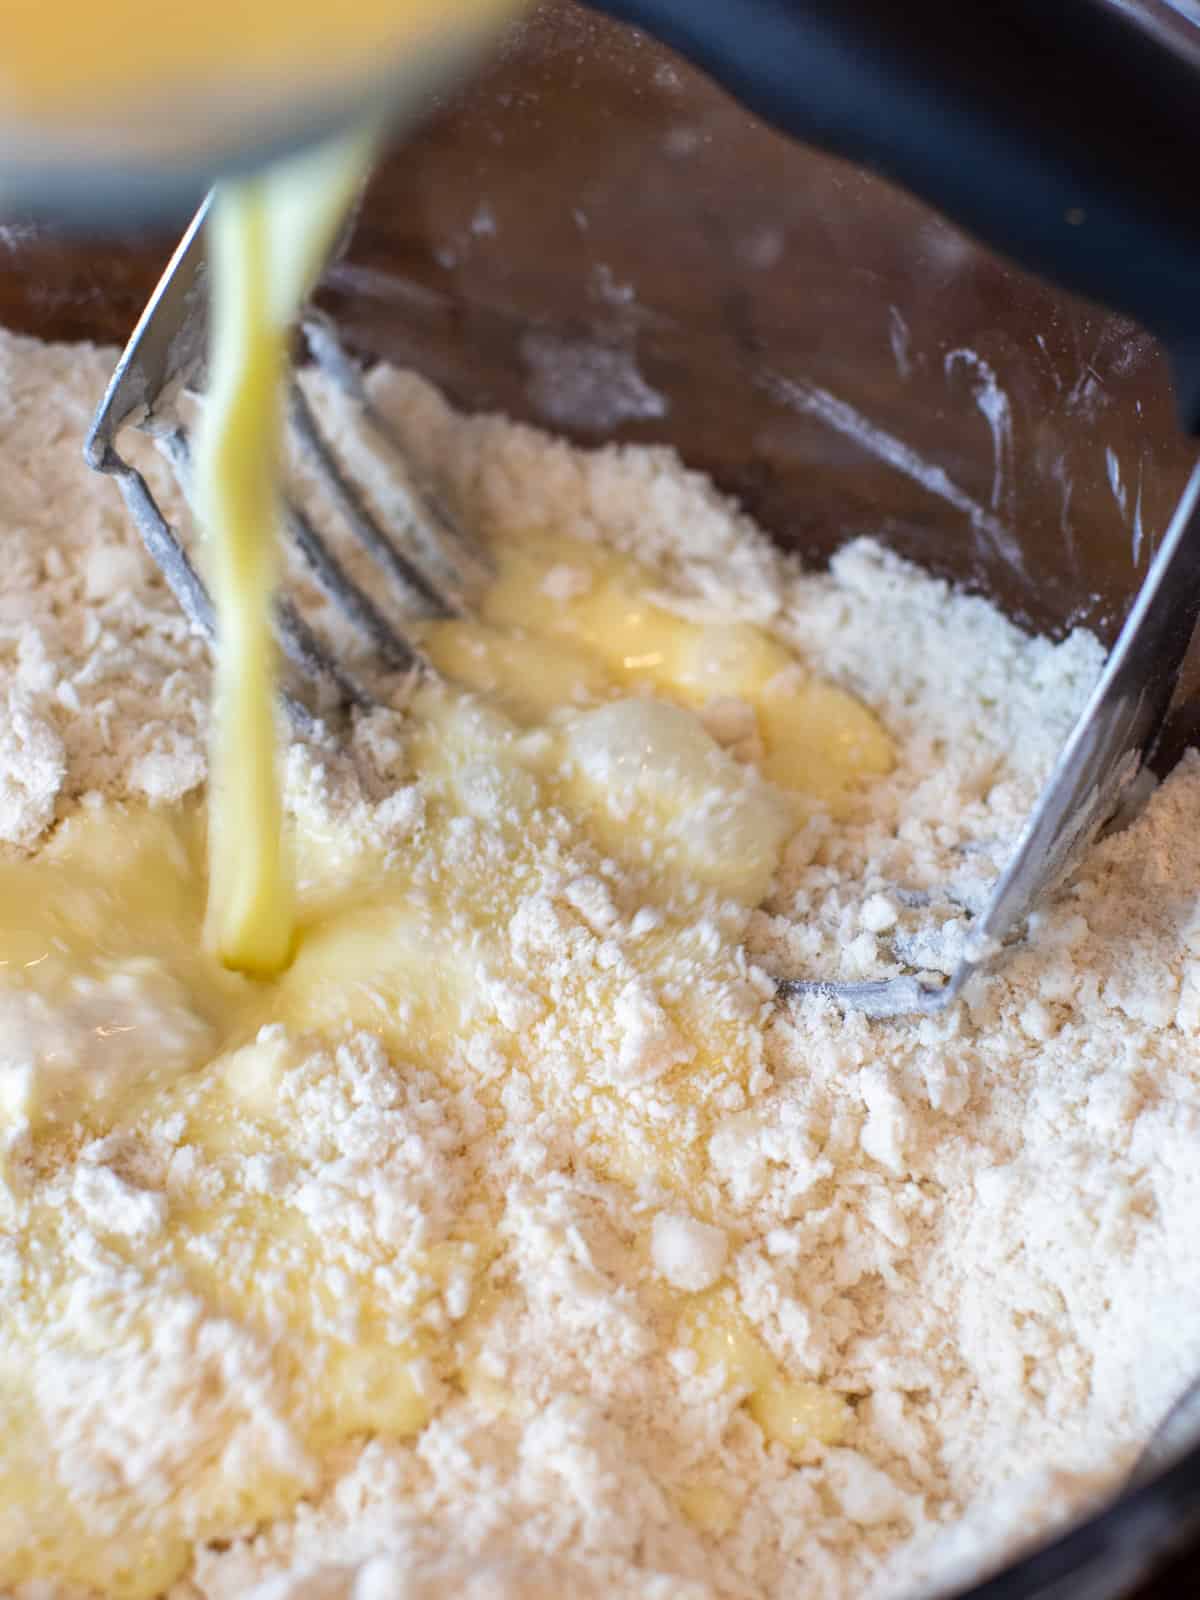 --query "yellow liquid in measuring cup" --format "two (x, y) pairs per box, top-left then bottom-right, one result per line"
(4, 0), (524, 132)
